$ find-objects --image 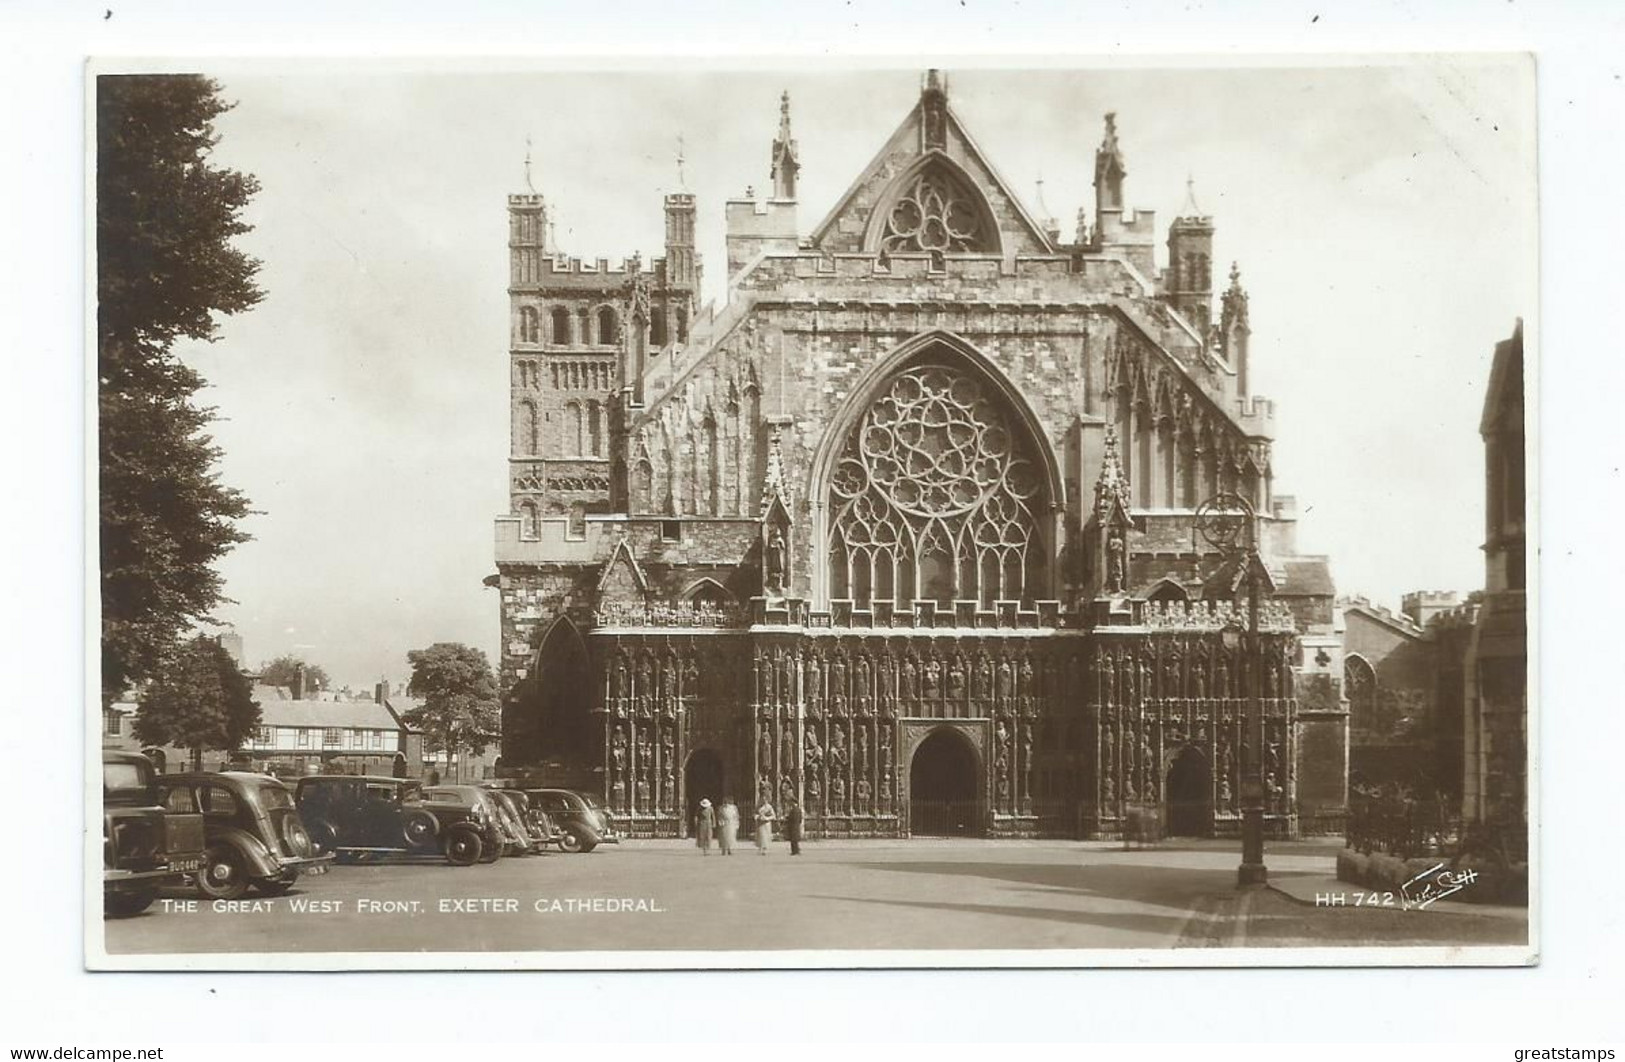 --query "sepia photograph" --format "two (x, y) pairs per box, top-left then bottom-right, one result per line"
(89, 57), (1535, 969)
